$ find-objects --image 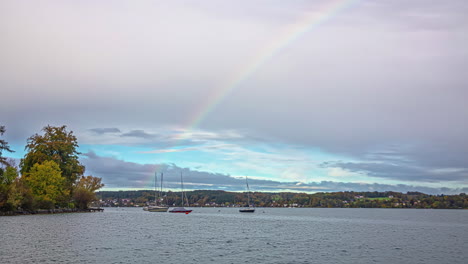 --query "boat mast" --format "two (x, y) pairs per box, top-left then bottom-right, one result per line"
(154, 172), (158, 205)
(160, 172), (164, 205)
(246, 176), (251, 207)
(180, 172), (184, 206)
